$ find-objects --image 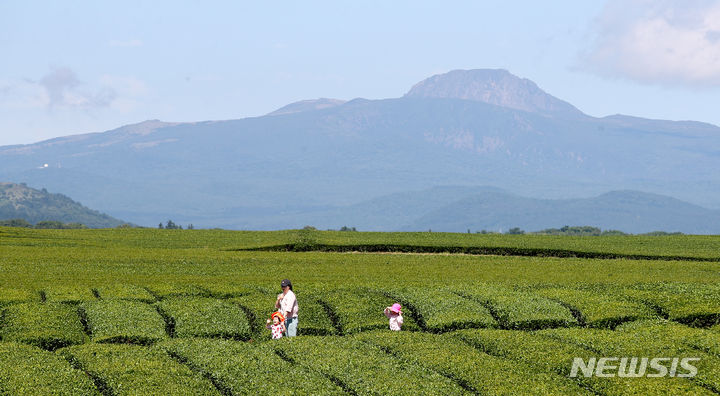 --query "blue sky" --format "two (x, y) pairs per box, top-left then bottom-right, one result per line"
(2, 1), (720, 146)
